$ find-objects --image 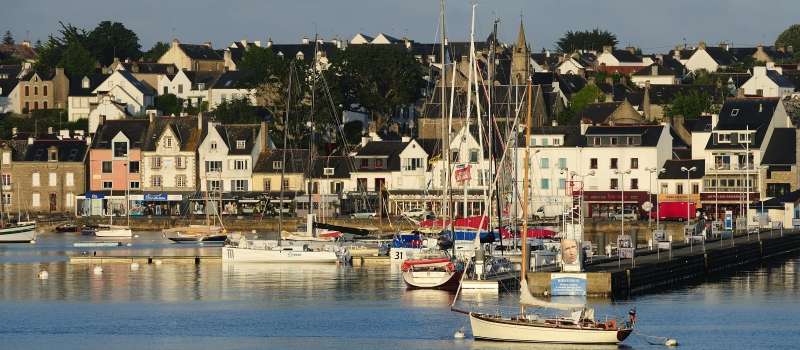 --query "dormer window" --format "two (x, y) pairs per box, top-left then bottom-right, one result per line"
(49, 150), (57, 161)
(739, 133), (751, 142)
(198, 83), (205, 90)
(236, 140), (245, 149)
(611, 137), (618, 146)
(273, 161), (283, 169)
(82, 77), (90, 89)
(594, 137), (601, 146)
(627, 137), (634, 145)
(731, 109), (739, 116)
(718, 133), (731, 142)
